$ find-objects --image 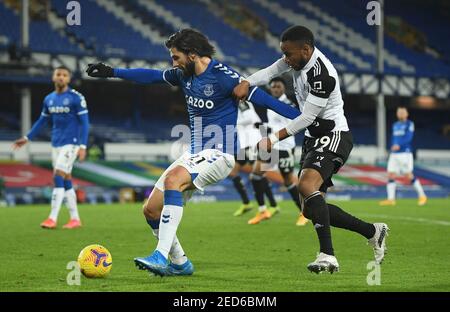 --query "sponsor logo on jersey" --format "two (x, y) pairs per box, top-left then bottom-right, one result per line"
(185, 95), (214, 109)
(49, 106), (71, 113)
